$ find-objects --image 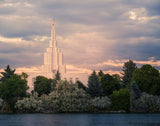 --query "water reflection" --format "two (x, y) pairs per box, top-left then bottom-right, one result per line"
(0, 114), (160, 126)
